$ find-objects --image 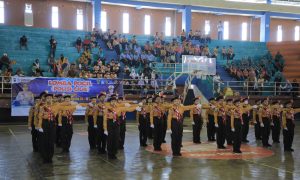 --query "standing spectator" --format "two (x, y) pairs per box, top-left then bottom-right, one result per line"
(222, 46), (226, 60)
(76, 37), (82, 53)
(217, 21), (223, 40)
(49, 36), (57, 58)
(20, 35), (28, 50)
(0, 53), (11, 71)
(227, 46), (235, 63)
